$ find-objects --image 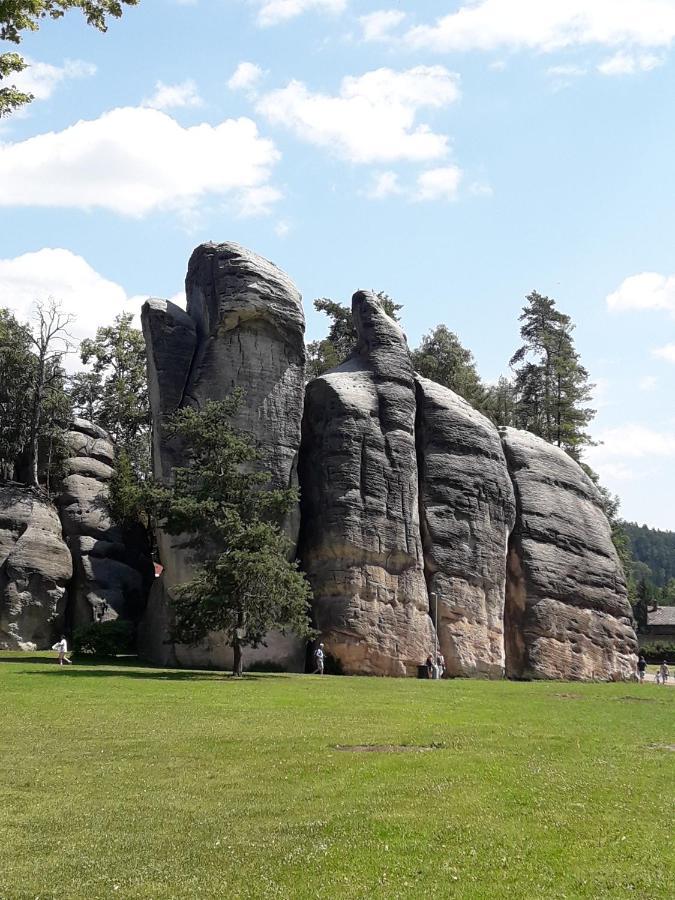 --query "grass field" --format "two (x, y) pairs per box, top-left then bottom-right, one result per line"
(1, 654), (673, 899)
